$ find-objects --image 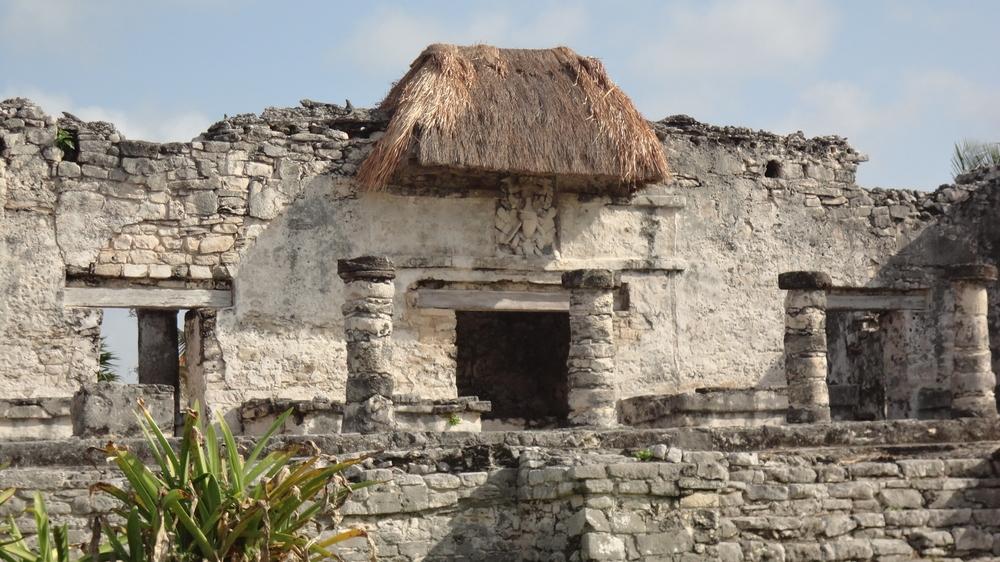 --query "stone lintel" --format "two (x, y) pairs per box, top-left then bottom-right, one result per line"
(948, 263), (998, 282)
(561, 269), (616, 290)
(778, 271), (833, 291)
(337, 256), (396, 282)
